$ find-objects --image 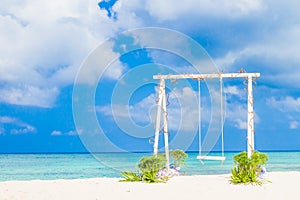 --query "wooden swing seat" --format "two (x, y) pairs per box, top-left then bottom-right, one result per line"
(197, 155), (226, 161)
